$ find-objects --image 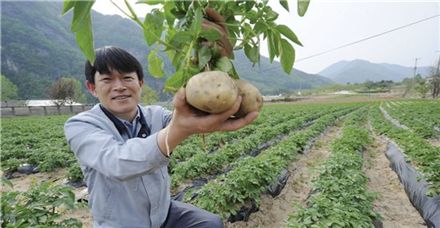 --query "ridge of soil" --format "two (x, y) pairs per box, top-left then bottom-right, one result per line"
(227, 124), (344, 227)
(364, 125), (425, 227)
